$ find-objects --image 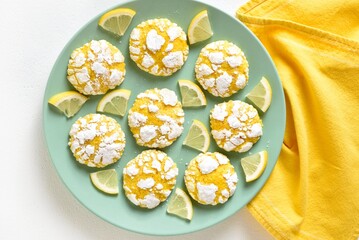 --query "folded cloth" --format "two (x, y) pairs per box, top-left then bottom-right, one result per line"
(236, 0), (359, 239)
